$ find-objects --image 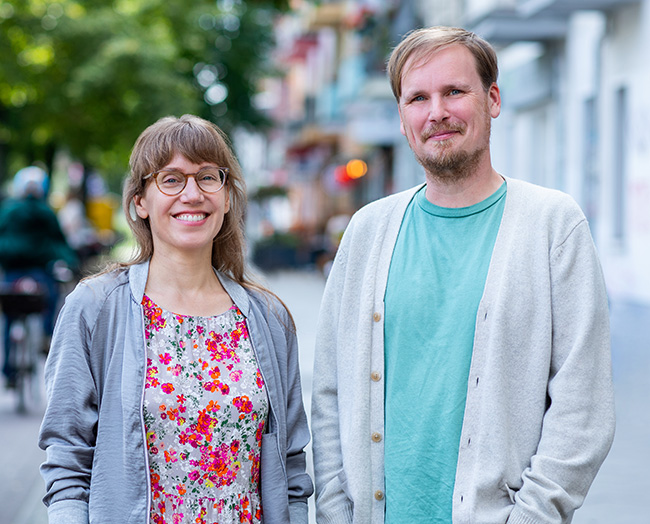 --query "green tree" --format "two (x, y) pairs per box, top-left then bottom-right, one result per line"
(0, 0), (286, 189)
